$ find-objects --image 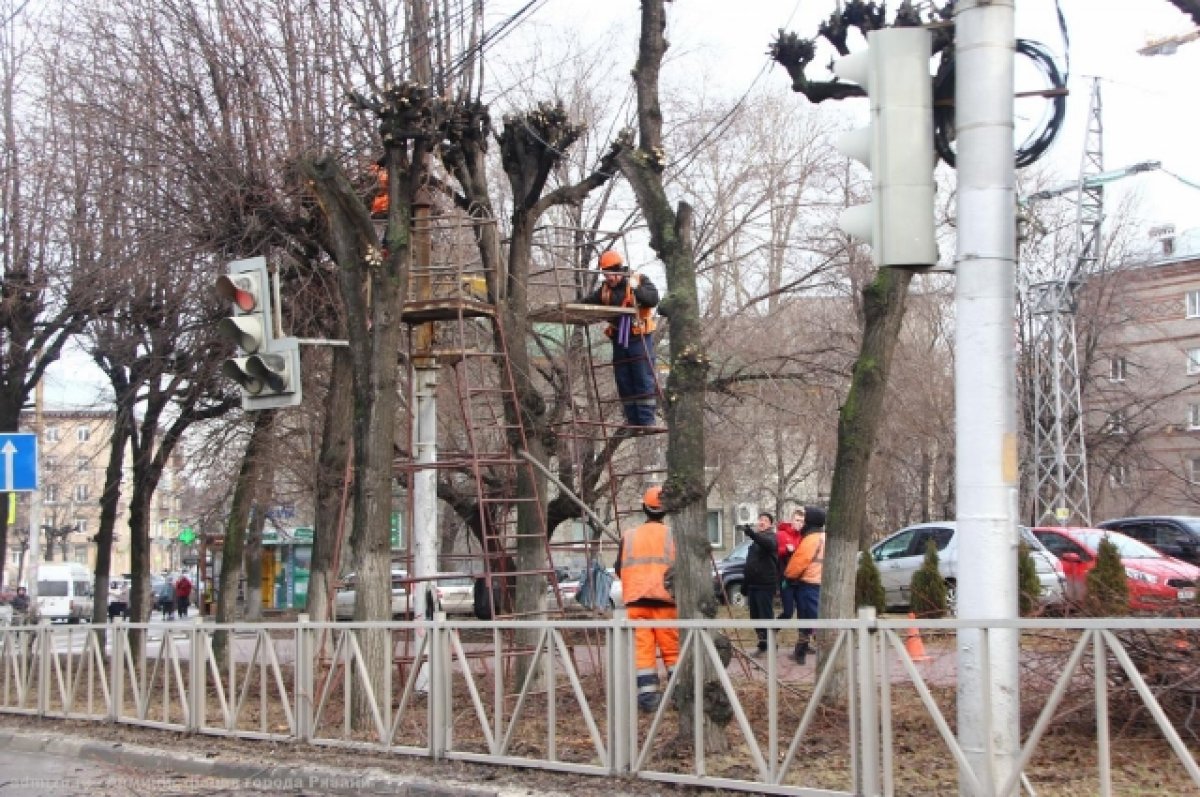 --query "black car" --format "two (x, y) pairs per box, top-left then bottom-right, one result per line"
(712, 539), (750, 607)
(1096, 516), (1200, 565)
